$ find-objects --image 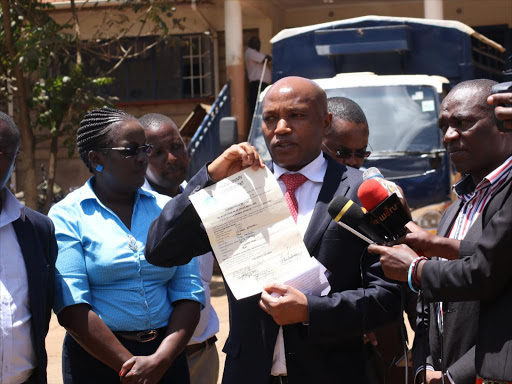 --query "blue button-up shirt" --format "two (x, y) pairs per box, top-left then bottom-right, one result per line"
(49, 178), (204, 331)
